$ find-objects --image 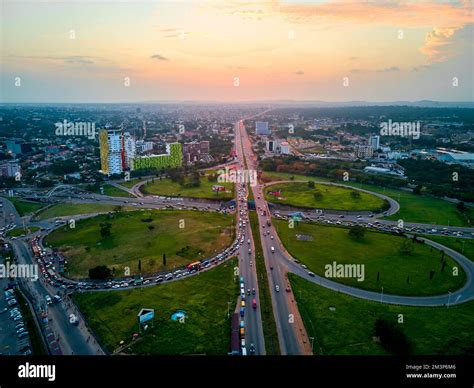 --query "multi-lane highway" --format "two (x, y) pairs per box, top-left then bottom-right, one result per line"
(233, 122), (266, 355)
(236, 120), (312, 355)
